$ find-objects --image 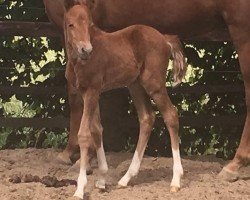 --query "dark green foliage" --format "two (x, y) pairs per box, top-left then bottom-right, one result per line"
(0, 0), (68, 149)
(0, 0), (46, 21)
